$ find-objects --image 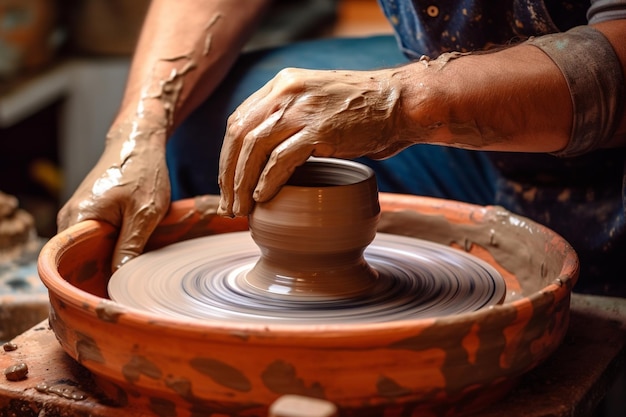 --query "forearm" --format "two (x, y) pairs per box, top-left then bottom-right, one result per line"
(396, 22), (625, 154)
(395, 44), (572, 153)
(114, 0), (272, 137)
